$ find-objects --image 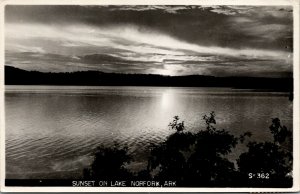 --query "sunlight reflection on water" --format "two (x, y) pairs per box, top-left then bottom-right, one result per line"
(5, 86), (292, 179)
